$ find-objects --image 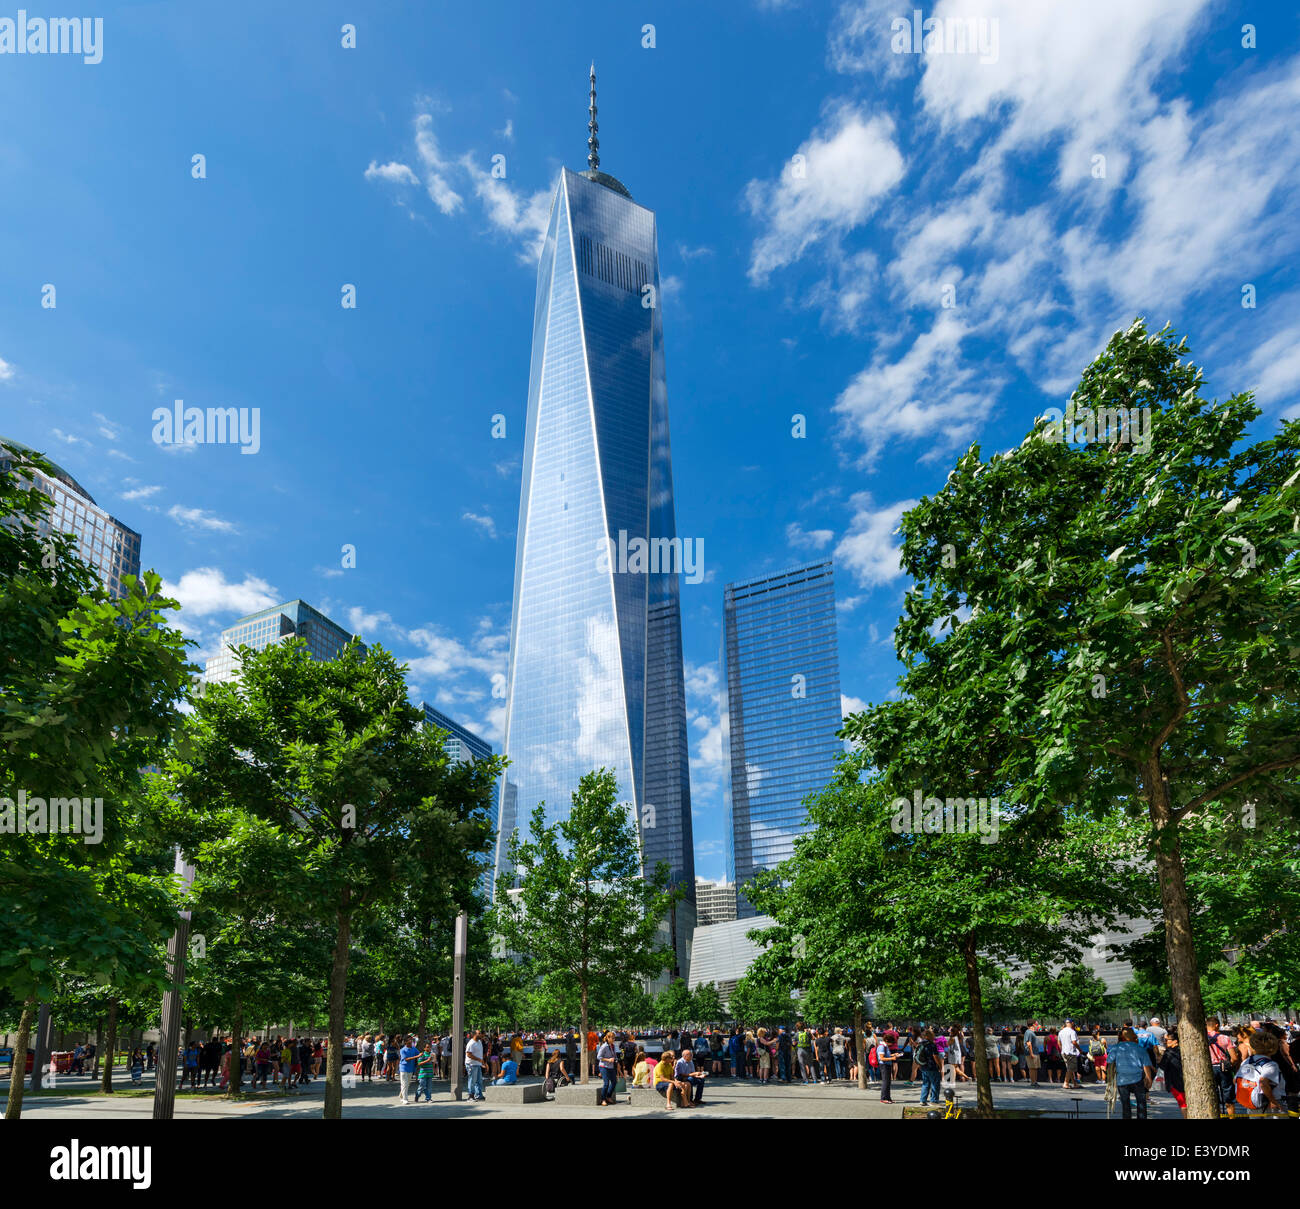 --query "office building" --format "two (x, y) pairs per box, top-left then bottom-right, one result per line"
(203, 599), (363, 684)
(495, 67), (695, 942)
(694, 878), (738, 927)
(1, 436), (141, 599)
(722, 560), (841, 917)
